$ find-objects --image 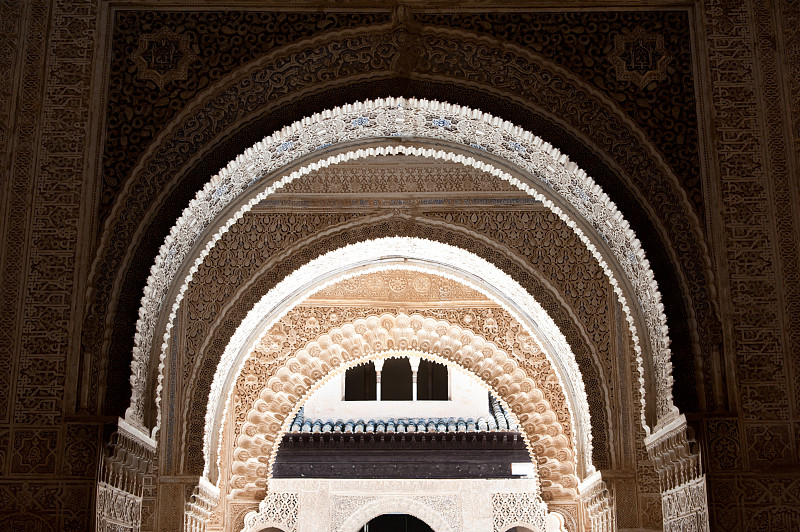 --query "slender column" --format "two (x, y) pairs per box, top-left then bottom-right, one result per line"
(409, 356), (421, 401)
(447, 368), (452, 400)
(374, 359), (384, 401)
